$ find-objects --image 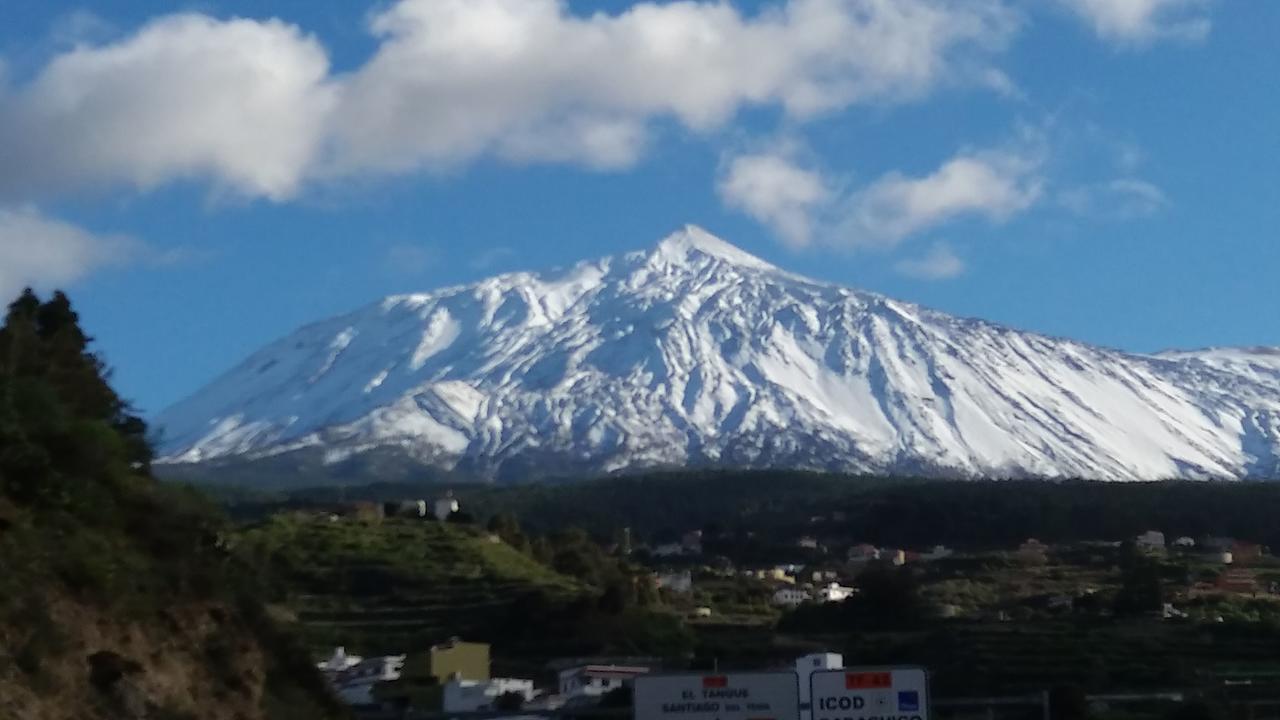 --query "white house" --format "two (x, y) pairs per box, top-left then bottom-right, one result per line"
(558, 665), (650, 699)
(796, 653), (843, 720)
(443, 677), (537, 712)
(796, 536), (820, 550)
(772, 587), (811, 607)
(656, 570), (693, 594)
(434, 493), (459, 521)
(1172, 536), (1196, 549)
(328, 655), (406, 706)
(317, 647), (362, 673)
(1136, 530), (1166, 553)
(817, 582), (855, 603)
